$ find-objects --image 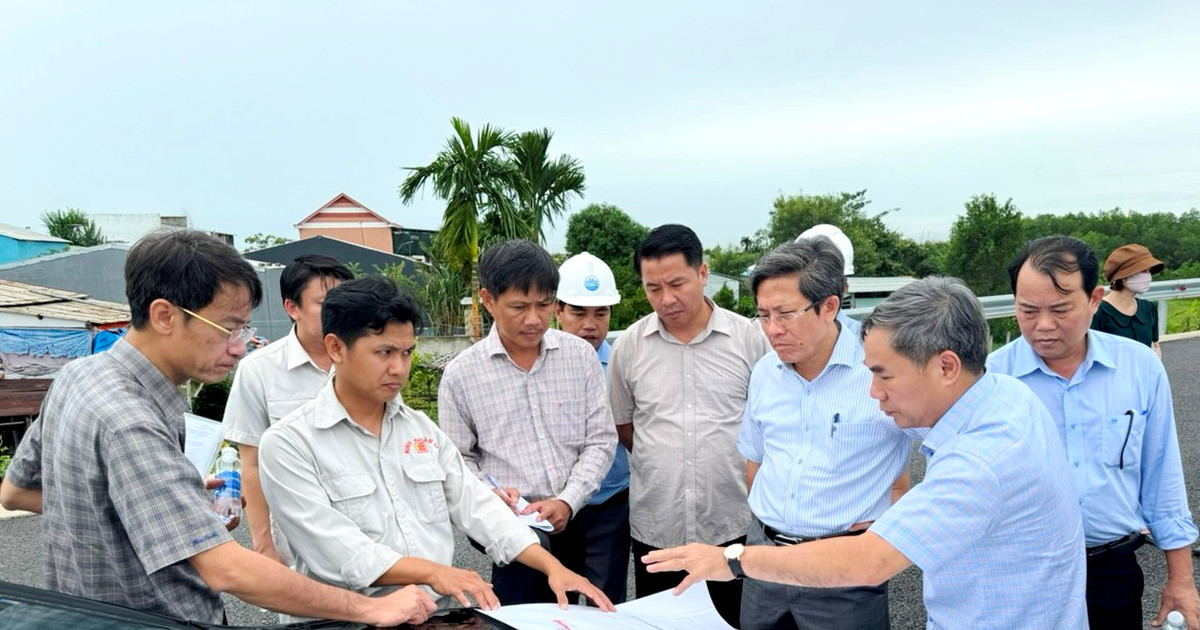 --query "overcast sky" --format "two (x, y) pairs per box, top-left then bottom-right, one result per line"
(2, 1), (1198, 252)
